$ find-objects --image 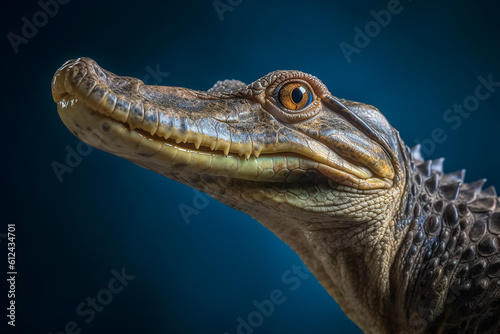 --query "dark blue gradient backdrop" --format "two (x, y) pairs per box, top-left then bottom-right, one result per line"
(2, 0), (500, 333)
